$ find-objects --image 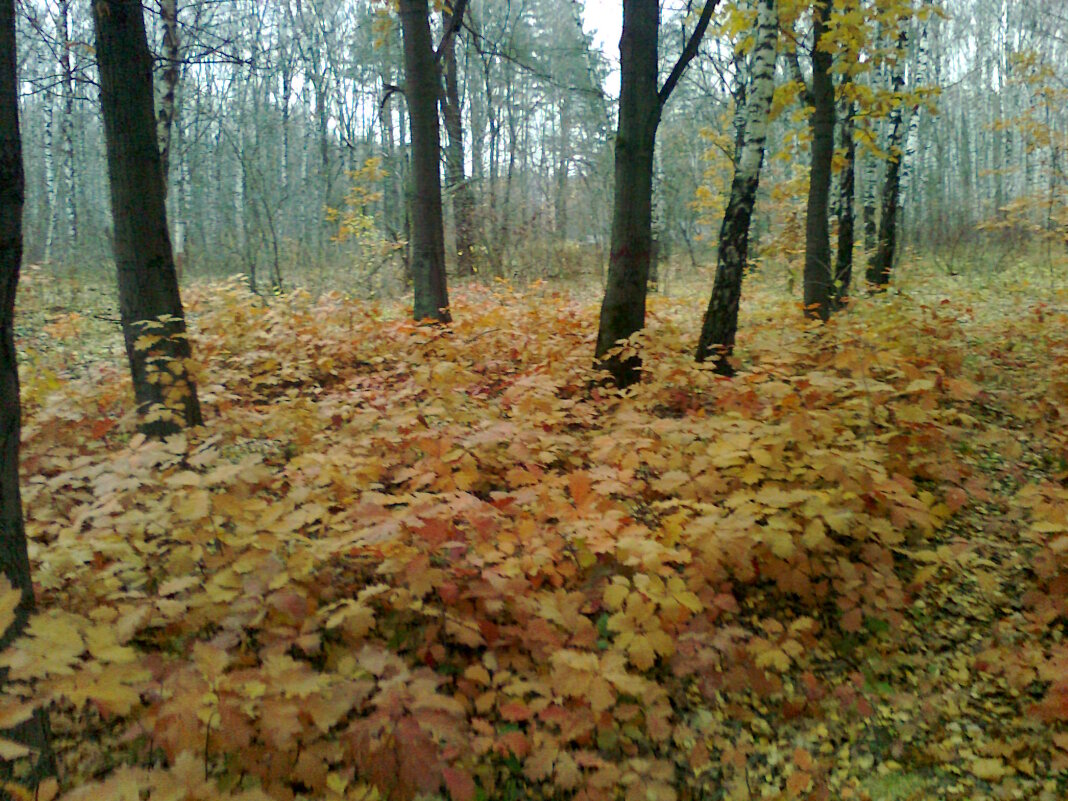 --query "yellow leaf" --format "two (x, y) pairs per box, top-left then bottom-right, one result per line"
(628, 635), (657, 670)
(603, 581), (630, 611)
(767, 527), (796, 559)
(971, 758), (1012, 782)
(0, 738), (32, 761)
(0, 577), (20, 639)
(174, 489), (211, 520)
(0, 786), (35, 801)
(0, 699), (35, 730)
